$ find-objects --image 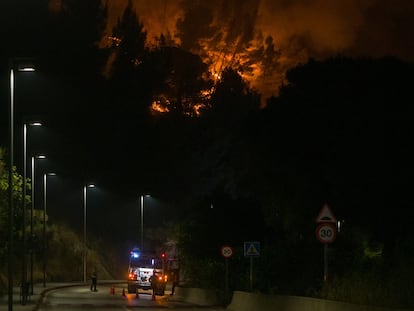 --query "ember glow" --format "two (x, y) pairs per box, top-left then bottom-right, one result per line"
(103, 0), (414, 102)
